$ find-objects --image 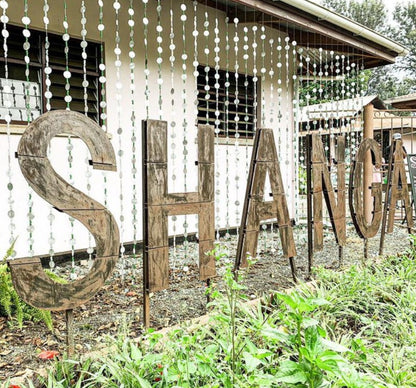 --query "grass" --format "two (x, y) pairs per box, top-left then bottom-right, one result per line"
(9, 240), (416, 387)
